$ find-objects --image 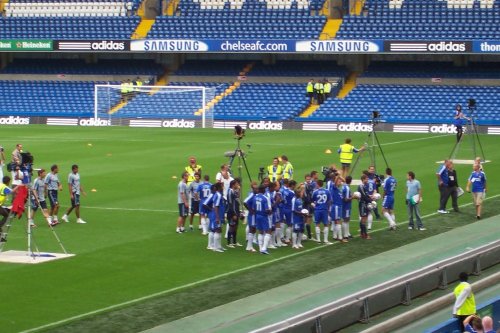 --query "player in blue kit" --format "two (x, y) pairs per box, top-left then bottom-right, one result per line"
(329, 175), (347, 243)
(291, 190), (306, 249)
(358, 174), (372, 240)
(254, 185), (272, 254)
(382, 168), (397, 230)
(466, 163), (487, 220)
(243, 182), (259, 252)
(342, 176), (354, 240)
(363, 170), (378, 230)
(268, 182), (283, 248)
(312, 180), (332, 244)
(196, 175), (212, 235)
(280, 179), (296, 244)
(203, 182), (225, 252)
